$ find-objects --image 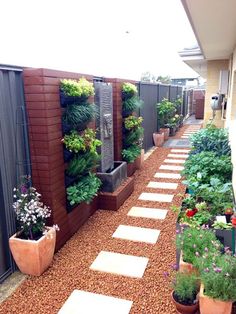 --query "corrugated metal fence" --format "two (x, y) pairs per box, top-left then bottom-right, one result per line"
(139, 83), (183, 152)
(0, 65), (31, 282)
